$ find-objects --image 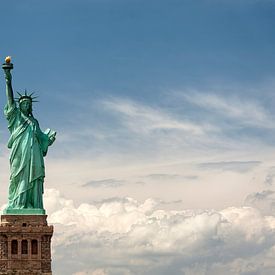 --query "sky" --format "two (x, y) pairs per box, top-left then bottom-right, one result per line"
(0, 0), (275, 274)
